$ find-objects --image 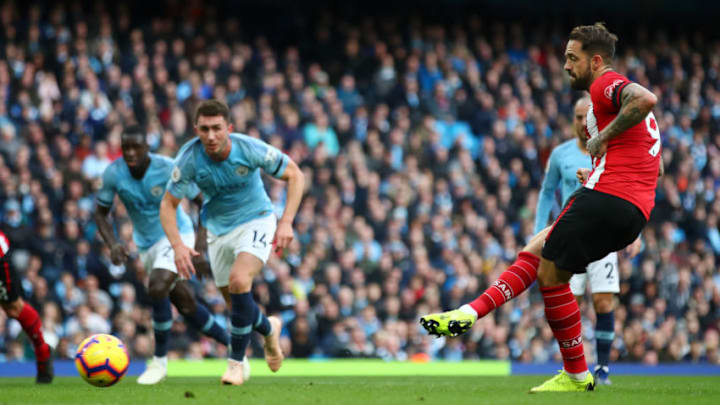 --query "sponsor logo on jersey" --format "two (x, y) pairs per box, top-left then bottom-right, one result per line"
(604, 79), (624, 100)
(171, 167), (181, 182)
(151, 186), (164, 197)
(235, 166), (249, 176)
(493, 279), (513, 300)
